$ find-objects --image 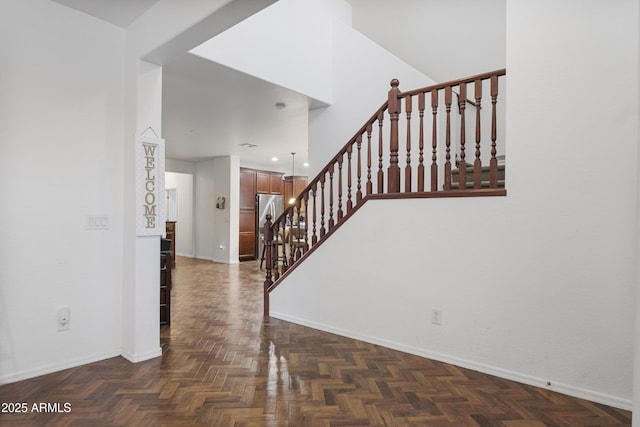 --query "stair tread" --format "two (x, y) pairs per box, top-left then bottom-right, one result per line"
(452, 164), (505, 173)
(450, 179), (505, 189)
